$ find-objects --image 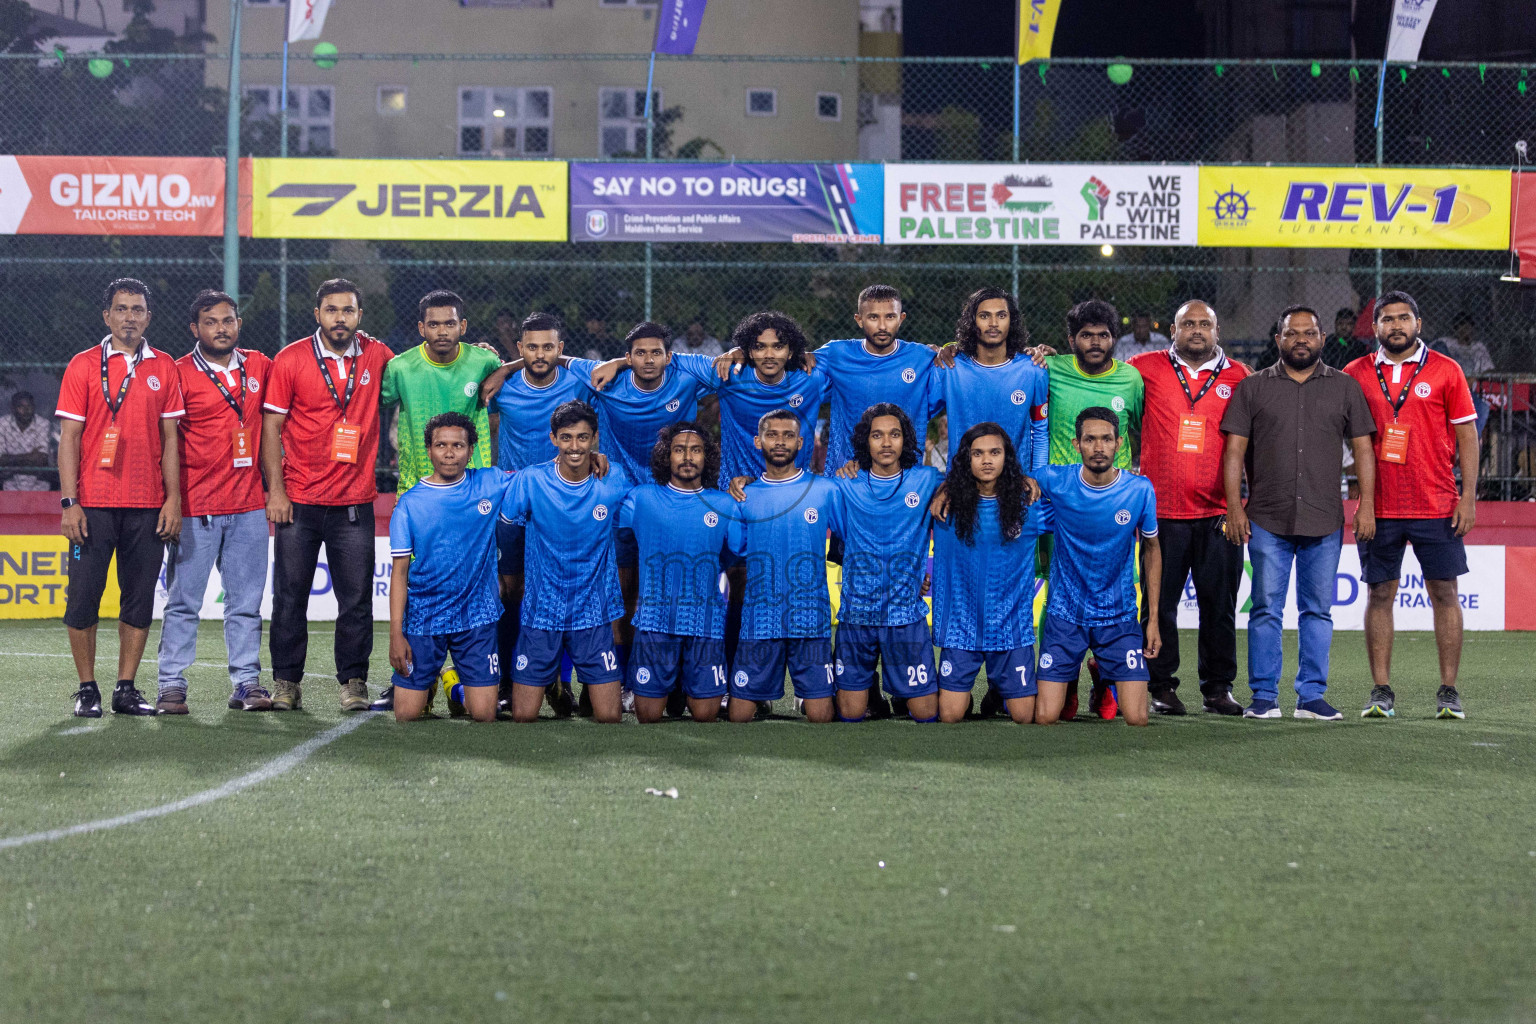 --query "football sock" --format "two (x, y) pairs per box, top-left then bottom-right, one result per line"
(837, 714), (864, 723)
(559, 652), (574, 685)
(911, 714), (939, 723)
